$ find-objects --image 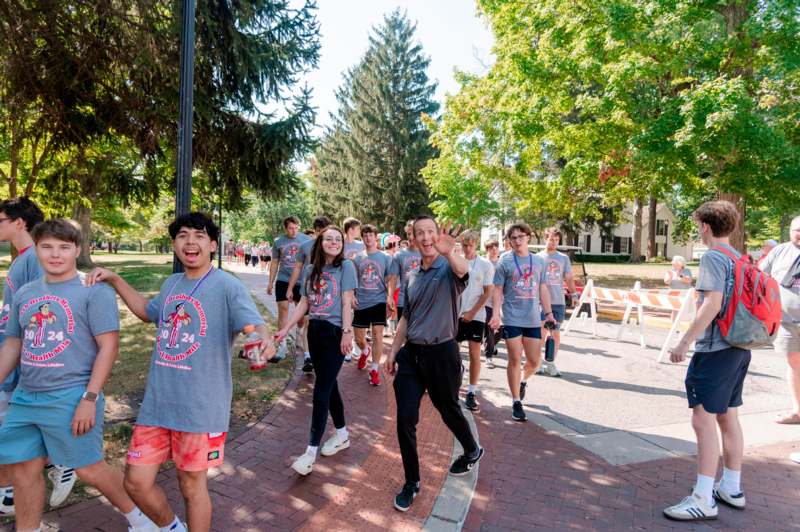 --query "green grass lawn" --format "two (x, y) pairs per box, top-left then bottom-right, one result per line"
(580, 261), (700, 289)
(0, 252), (292, 513)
